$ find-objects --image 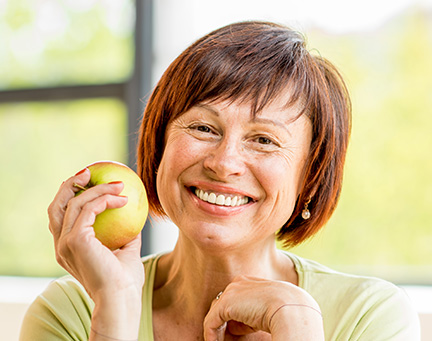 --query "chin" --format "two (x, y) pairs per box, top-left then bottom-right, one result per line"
(180, 222), (247, 253)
